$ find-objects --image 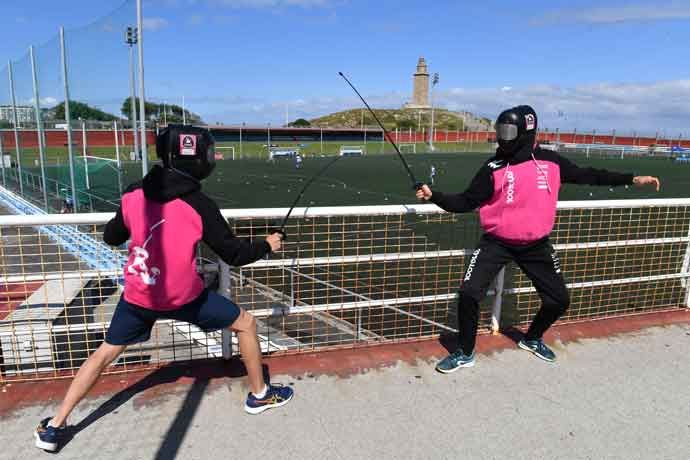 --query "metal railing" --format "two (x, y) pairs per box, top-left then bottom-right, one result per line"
(1, 199), (689, 382)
